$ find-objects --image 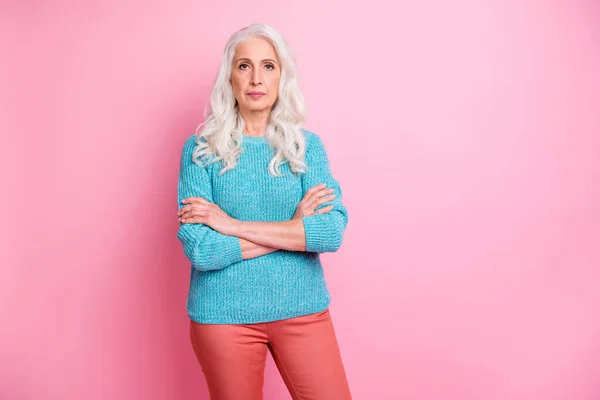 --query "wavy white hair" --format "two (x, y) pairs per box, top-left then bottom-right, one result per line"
(192, 23), (308, 177)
